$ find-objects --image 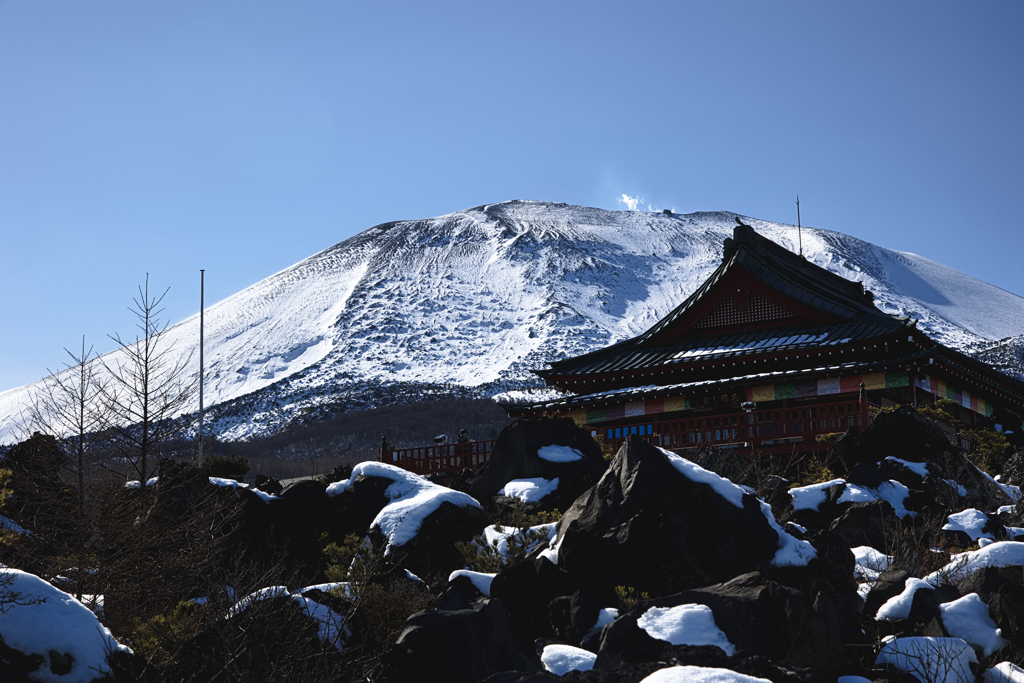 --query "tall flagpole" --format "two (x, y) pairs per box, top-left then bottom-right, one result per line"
(199, 269), (205, 467)
(796, 195), (803, 258)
